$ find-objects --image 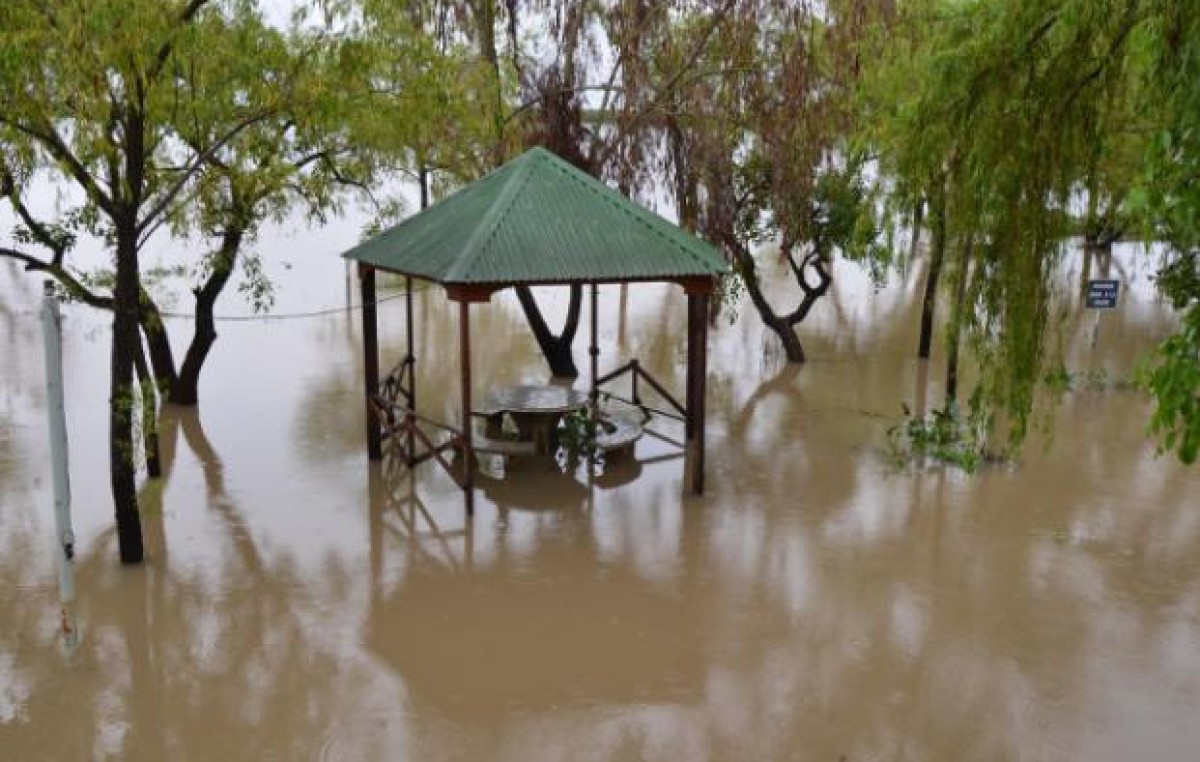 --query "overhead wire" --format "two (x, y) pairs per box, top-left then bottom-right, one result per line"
(156, 289), (419, 322)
